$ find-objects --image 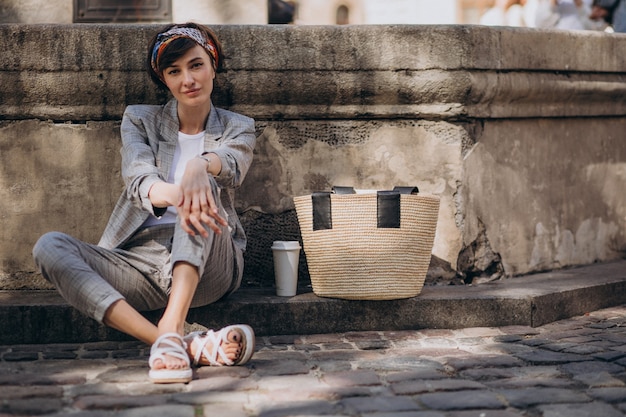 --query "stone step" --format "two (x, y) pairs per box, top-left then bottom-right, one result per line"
(0, 260), (624, 345)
